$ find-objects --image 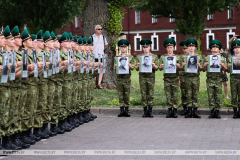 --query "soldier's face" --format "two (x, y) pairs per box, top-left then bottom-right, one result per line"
(143, 46), (150, 53)
(121, 59), (126, 66)
(14, 38), (22, 47)
(89, 46), (94, 52)
(234, 47), (240, 54)
(190, 58), (194, 64)
(0, 35), (6, 47)
(188, 46), (195, 52)
(37, 41), (45, 50)
(211, 46), (219, 53)
(166, 46), (174, 54)
(46, 40), (54, 49)
(183, 48), (188, 54)
(32, 39), (37, 49)
(120, 46), (127, 53)
(24, 39), (33, 48)
(144, 57), (149, 64)
(61, 42), (69, 49)
(6, 37), (15, 47)
(212, 57), (218, 64)
(53, 41), (60, 49)
(79, 45), (84, 51)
